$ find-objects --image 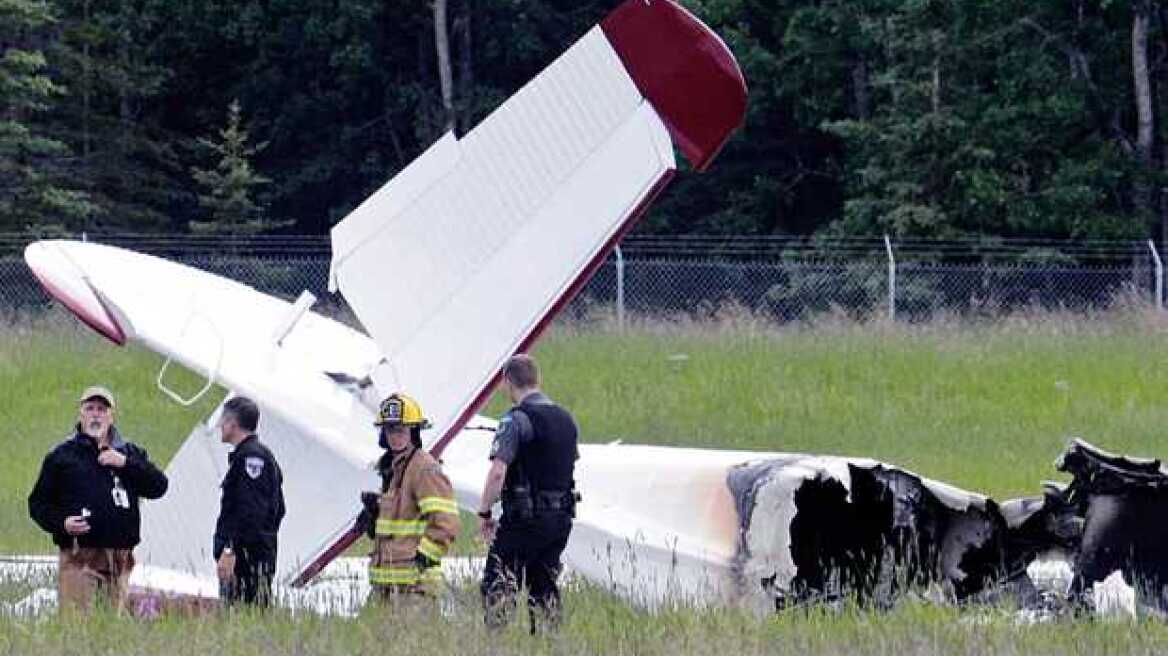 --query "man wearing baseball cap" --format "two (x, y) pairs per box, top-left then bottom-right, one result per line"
(28, 386), (169, 612)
